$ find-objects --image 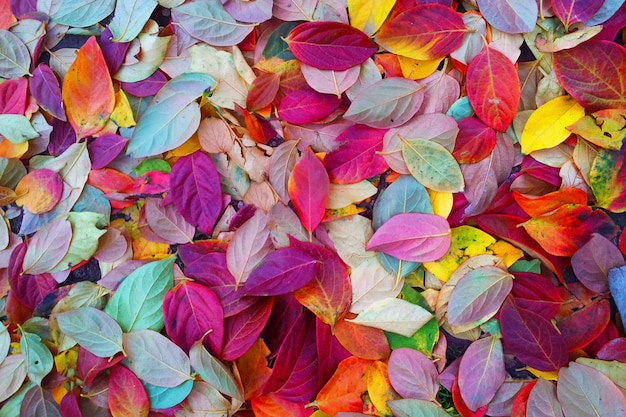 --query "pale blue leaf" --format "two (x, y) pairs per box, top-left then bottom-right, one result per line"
(53, 0), (116, 27)
(109, 0), (159, 42)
